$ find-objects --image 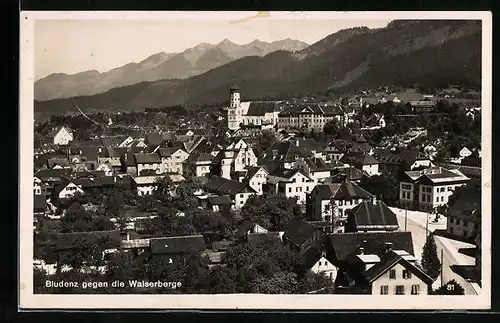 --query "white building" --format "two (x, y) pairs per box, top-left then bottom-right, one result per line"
(214, 139), (258, 179)
(242, 166), (269, 195)
(46, 126), (73, 146)
(133, 176), (164, 196)
(277, 103), (347, 130)
(227, 85), (281, 130)
(159, 148), (190, 175)
(264, 169), (316, 204)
